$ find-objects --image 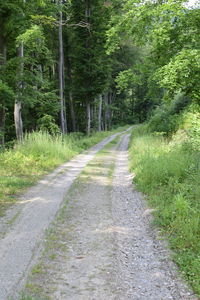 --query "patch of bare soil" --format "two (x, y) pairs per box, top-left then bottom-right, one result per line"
(23, 134), (197, 300)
